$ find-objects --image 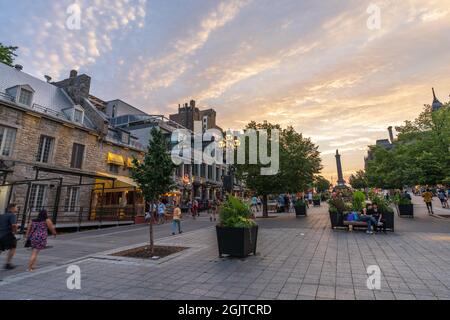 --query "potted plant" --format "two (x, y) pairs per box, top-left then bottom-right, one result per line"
(328, 197), (346, 228)
(396, 196), (414, 217)
(312, 194), (321, 207)
(294, 199), (307, 216)
(216, 195), (258, 258)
